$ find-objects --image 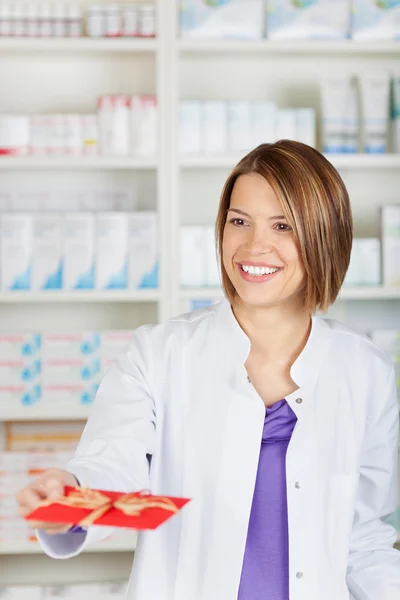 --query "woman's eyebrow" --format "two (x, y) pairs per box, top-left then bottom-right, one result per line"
(226, 208), (250, 217)
(227, 208), (286, 220)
